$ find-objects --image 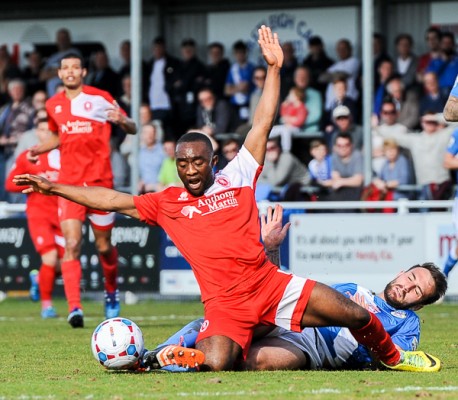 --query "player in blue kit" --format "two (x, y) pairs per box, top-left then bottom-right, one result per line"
(144, 206), (447, 372)
(442, 77), (458, 279)
(442, 126), (458, 279)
